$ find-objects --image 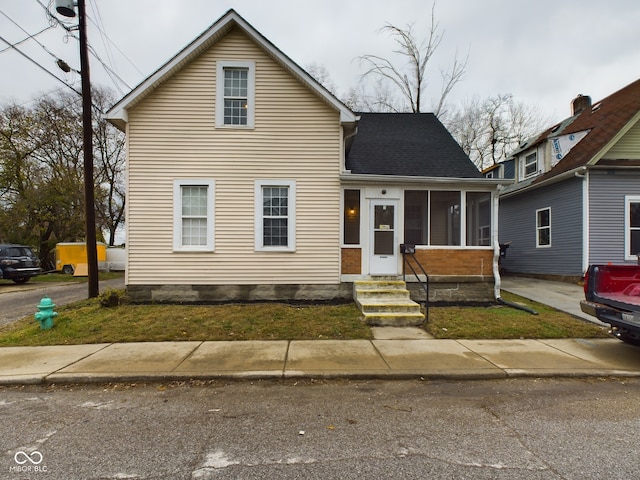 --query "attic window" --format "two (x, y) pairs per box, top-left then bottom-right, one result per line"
(592, 103), (602, 112)
(216, 61), (255, 128)
(522, 151), (538, 179)
(223, 68), (248, 125)
(551, 124), (560, 133)
(519, 142), (528, 149)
